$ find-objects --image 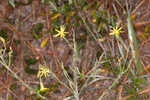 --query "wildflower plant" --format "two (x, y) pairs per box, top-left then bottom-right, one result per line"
(109, 26), (124, 39)
(37, 64), (50, 92)
(37, 64), (50, 78)
(54, 25), (68, 38)
(0, 36), (12, 69)
(0, 36), (48, 99)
